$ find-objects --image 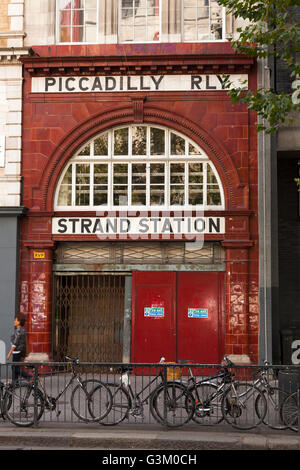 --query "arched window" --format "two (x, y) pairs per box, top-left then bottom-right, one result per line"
(55, 125), (224, 210)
